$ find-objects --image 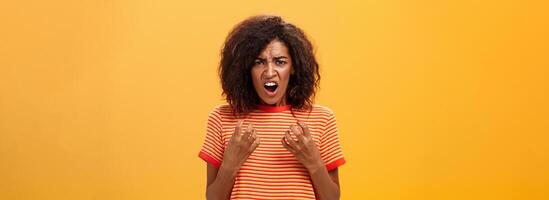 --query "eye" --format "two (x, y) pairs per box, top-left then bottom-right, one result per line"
(275, 60), (287, 65)
(254, 59), (264, 65)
